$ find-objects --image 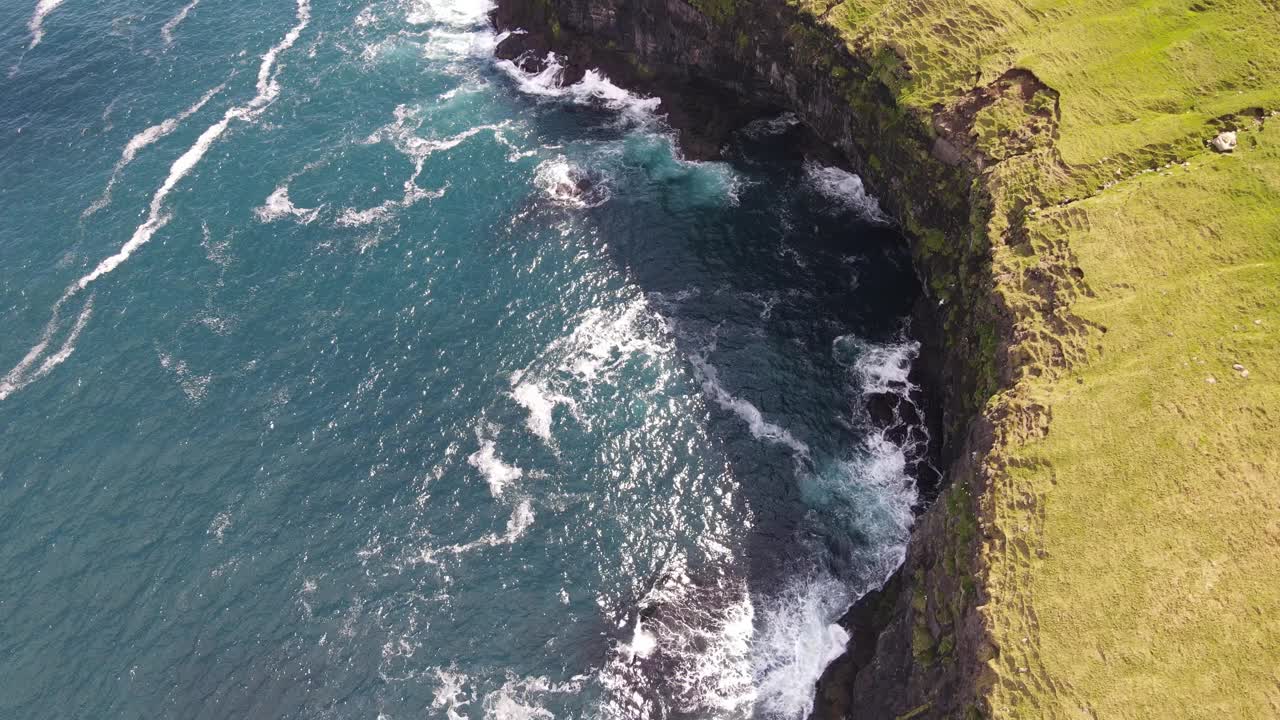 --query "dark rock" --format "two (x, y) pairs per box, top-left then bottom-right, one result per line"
(866, 392), (899, 428)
